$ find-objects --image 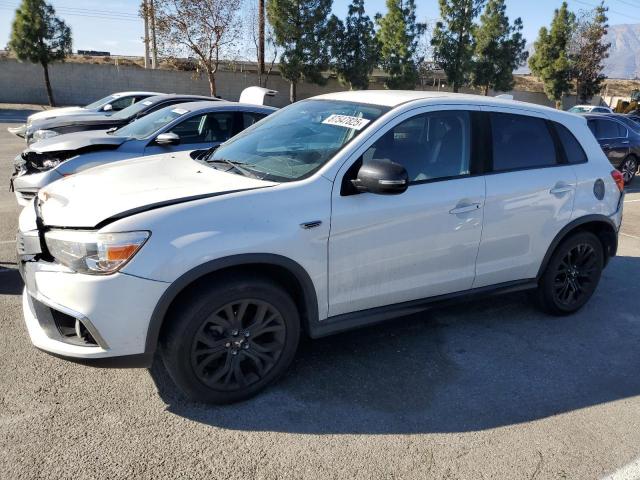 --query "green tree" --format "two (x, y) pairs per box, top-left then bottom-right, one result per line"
(375, 0), (425, 90)
(472, 0), (527, 95)
(8, 0), (72, 106)
(432, 0), (485, 93)
(529, 2), (575, 109)
(329, 0), (378, 90)
(267, 0), (332, 102)
(570, 2), (610, 103)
